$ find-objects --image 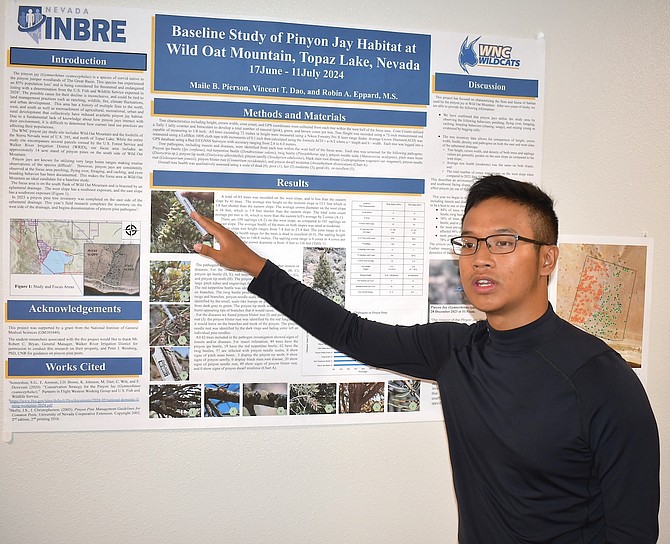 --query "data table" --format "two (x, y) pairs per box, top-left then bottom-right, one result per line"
(350, 201), (425, 296)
